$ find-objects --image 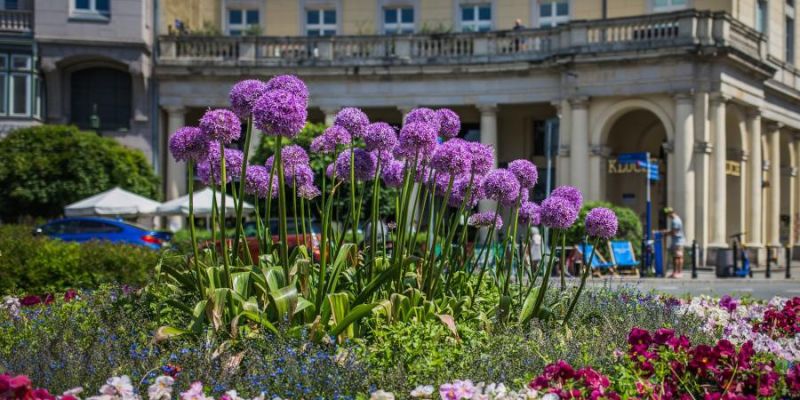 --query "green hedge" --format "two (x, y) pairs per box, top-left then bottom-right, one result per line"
(564, 200), (643, 255)
(0, 225), (160, 293)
